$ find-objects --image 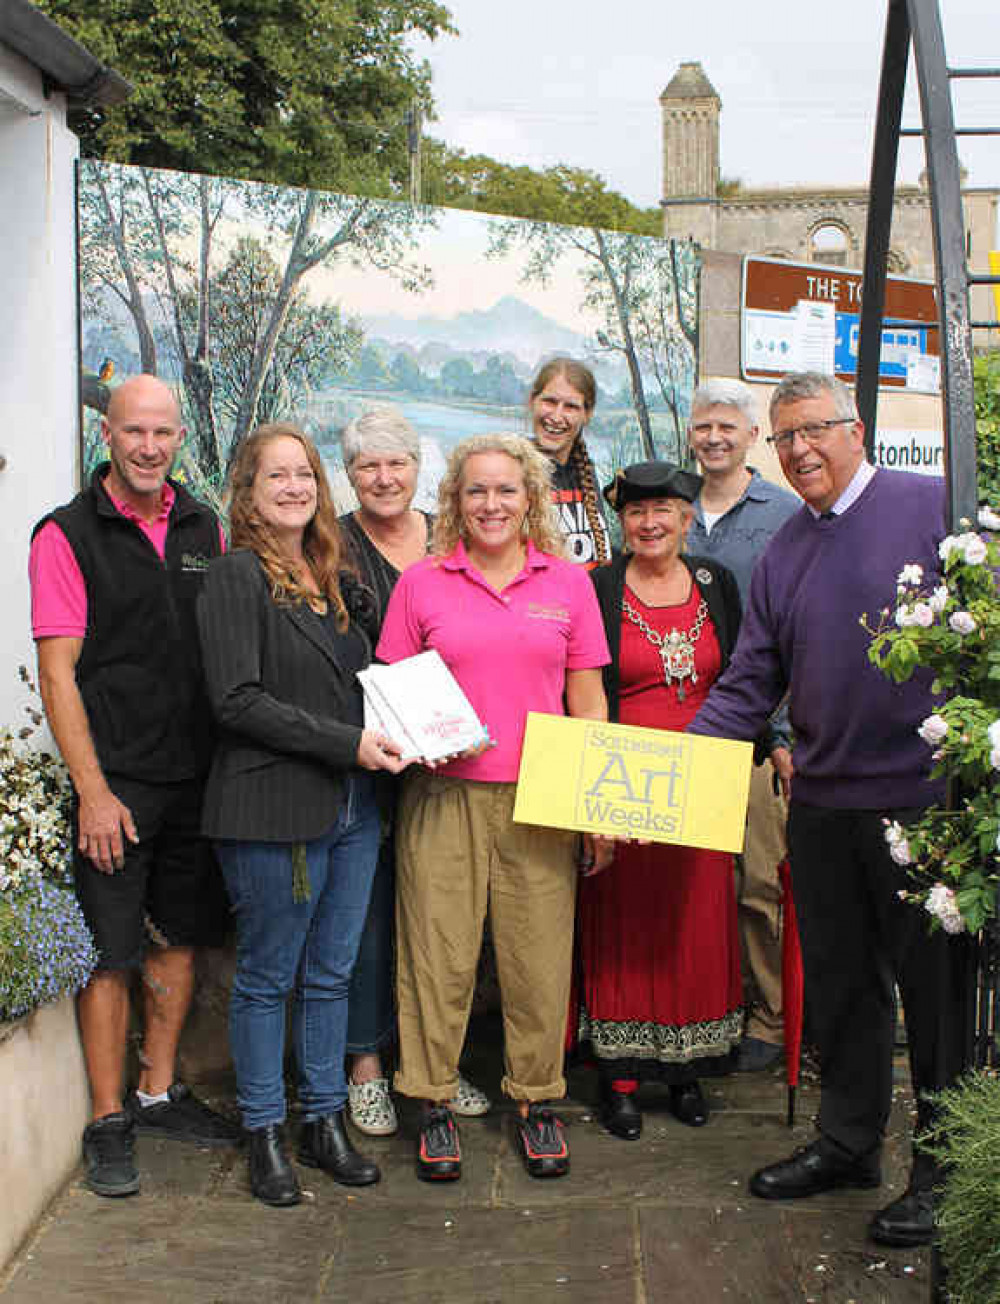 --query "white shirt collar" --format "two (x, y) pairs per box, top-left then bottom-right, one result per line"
(807, 460), (876, 519)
